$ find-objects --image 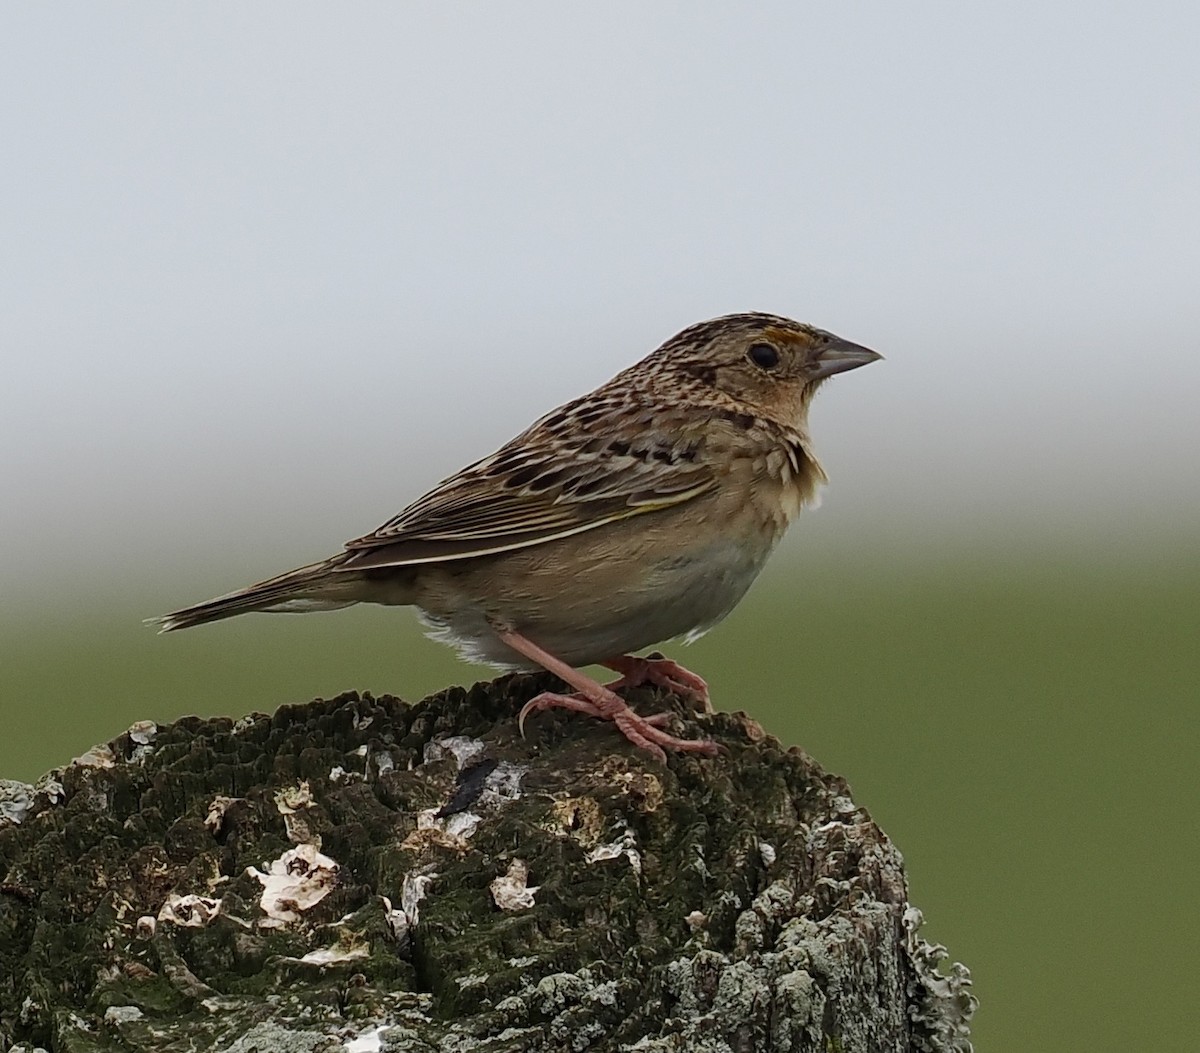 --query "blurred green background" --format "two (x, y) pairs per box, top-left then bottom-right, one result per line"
(4, 537), (1196, 1051)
